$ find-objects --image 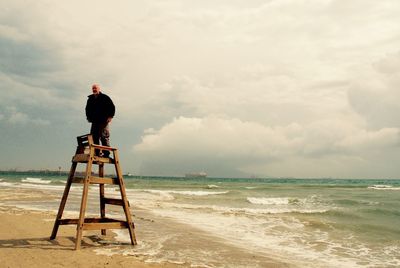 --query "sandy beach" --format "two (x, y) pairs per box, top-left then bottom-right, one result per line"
(0, 188), (179, 268)
(0, 186), (289, 268)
